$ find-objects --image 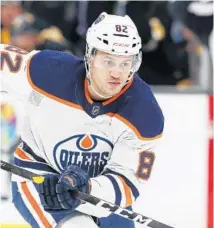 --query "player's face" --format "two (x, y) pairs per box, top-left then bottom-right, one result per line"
(90, 50), (133, 97)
